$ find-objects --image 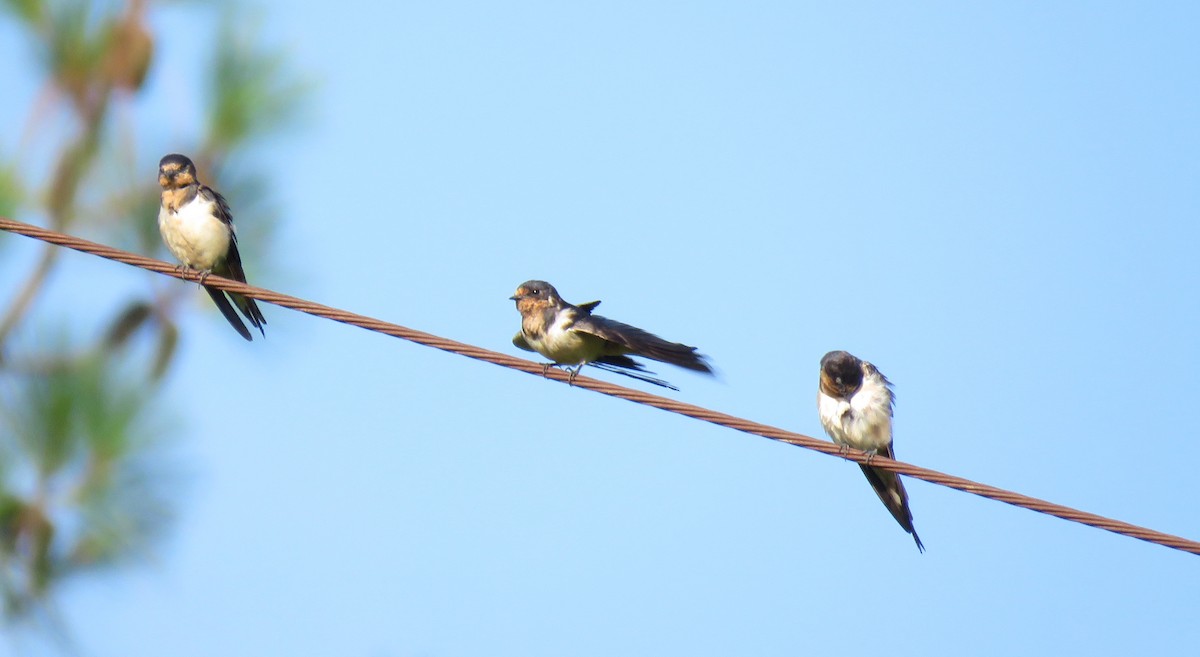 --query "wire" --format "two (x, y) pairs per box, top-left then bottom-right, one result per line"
(3, 215), (1198, 556)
